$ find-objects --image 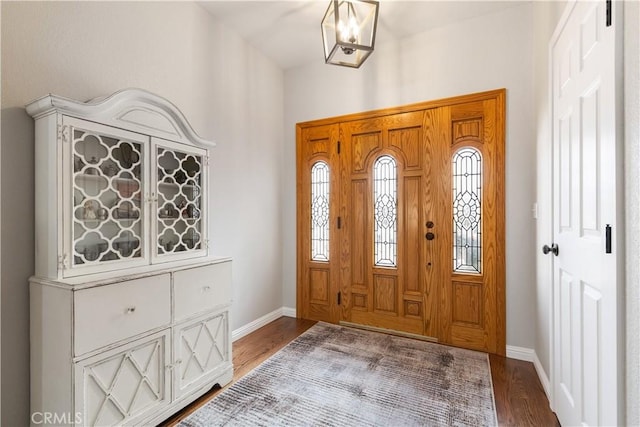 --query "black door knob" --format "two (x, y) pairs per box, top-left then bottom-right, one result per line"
(542, 244), (559, 256)
(425, 232), (435, 241)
